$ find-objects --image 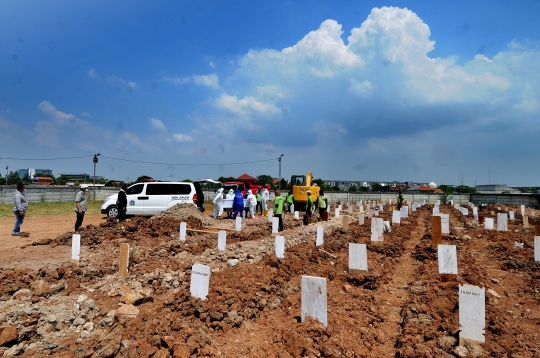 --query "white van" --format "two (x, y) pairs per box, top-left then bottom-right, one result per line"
(101, 180), (216, 218)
